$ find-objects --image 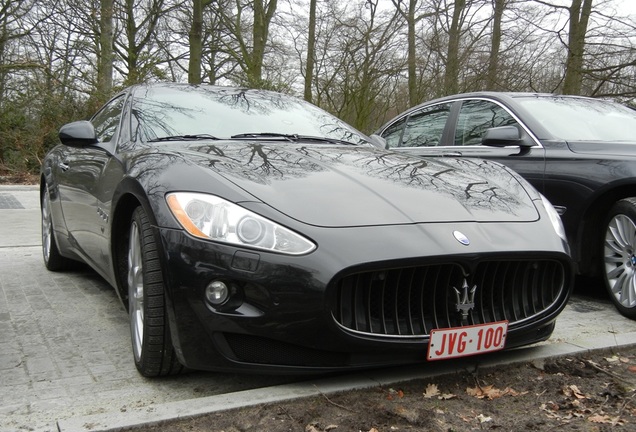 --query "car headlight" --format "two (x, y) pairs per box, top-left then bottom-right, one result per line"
(166, 192), (316, 255)
(541, 194), (567, 242)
